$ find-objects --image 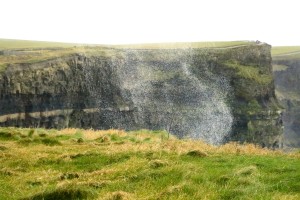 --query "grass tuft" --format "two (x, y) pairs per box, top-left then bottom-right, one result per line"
(0, 131), (13, 139)
(0, 145), (8, 151)
(149, 159), (168, 168)
(186, 150), (208, 157)
(28, 129), (35, 137)
(105, 191), (133, 200)
(235, 165), (258, 176)
(60, 173), (80, 180)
